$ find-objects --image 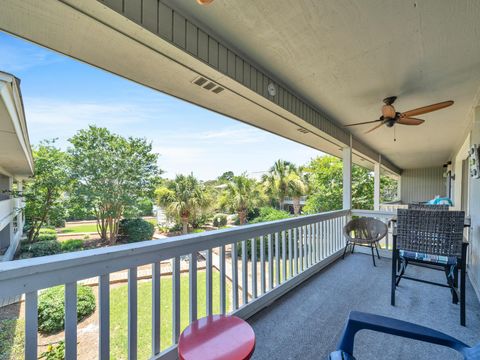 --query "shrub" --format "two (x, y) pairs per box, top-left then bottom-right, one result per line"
(60, 239), (84, 252)
(213, 214), (227, 227)
(168, 223), (183, 233)
(37, 228), (57, 242)
(250, 207), (291, 224)
(26, 240), (62, 257)
(119, 218), (155, 243)
(39, 341), (65, 360)
(38, 285), (96, 334)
